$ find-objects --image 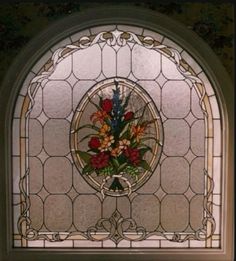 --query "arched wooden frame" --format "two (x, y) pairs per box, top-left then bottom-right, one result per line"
(0, 6), (233, 261)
